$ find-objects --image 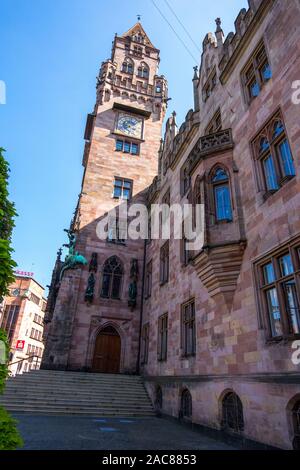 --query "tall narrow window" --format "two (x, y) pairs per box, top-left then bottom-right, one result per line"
(145, 261), (152, 299)
(107, 215), (127, 244)
(252, 111), (296, 197)
(211, 167), (233, 222)
(181, 300), (196, 357)
(181, 162), (191, 196)
(160, 242), (169, 285)
(101, 256), (123, 300)
(255, 241), (300, 339)
(157, 313), (168, 362)
(141, 323), (149, 365)
(181, 232), (190, 266)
